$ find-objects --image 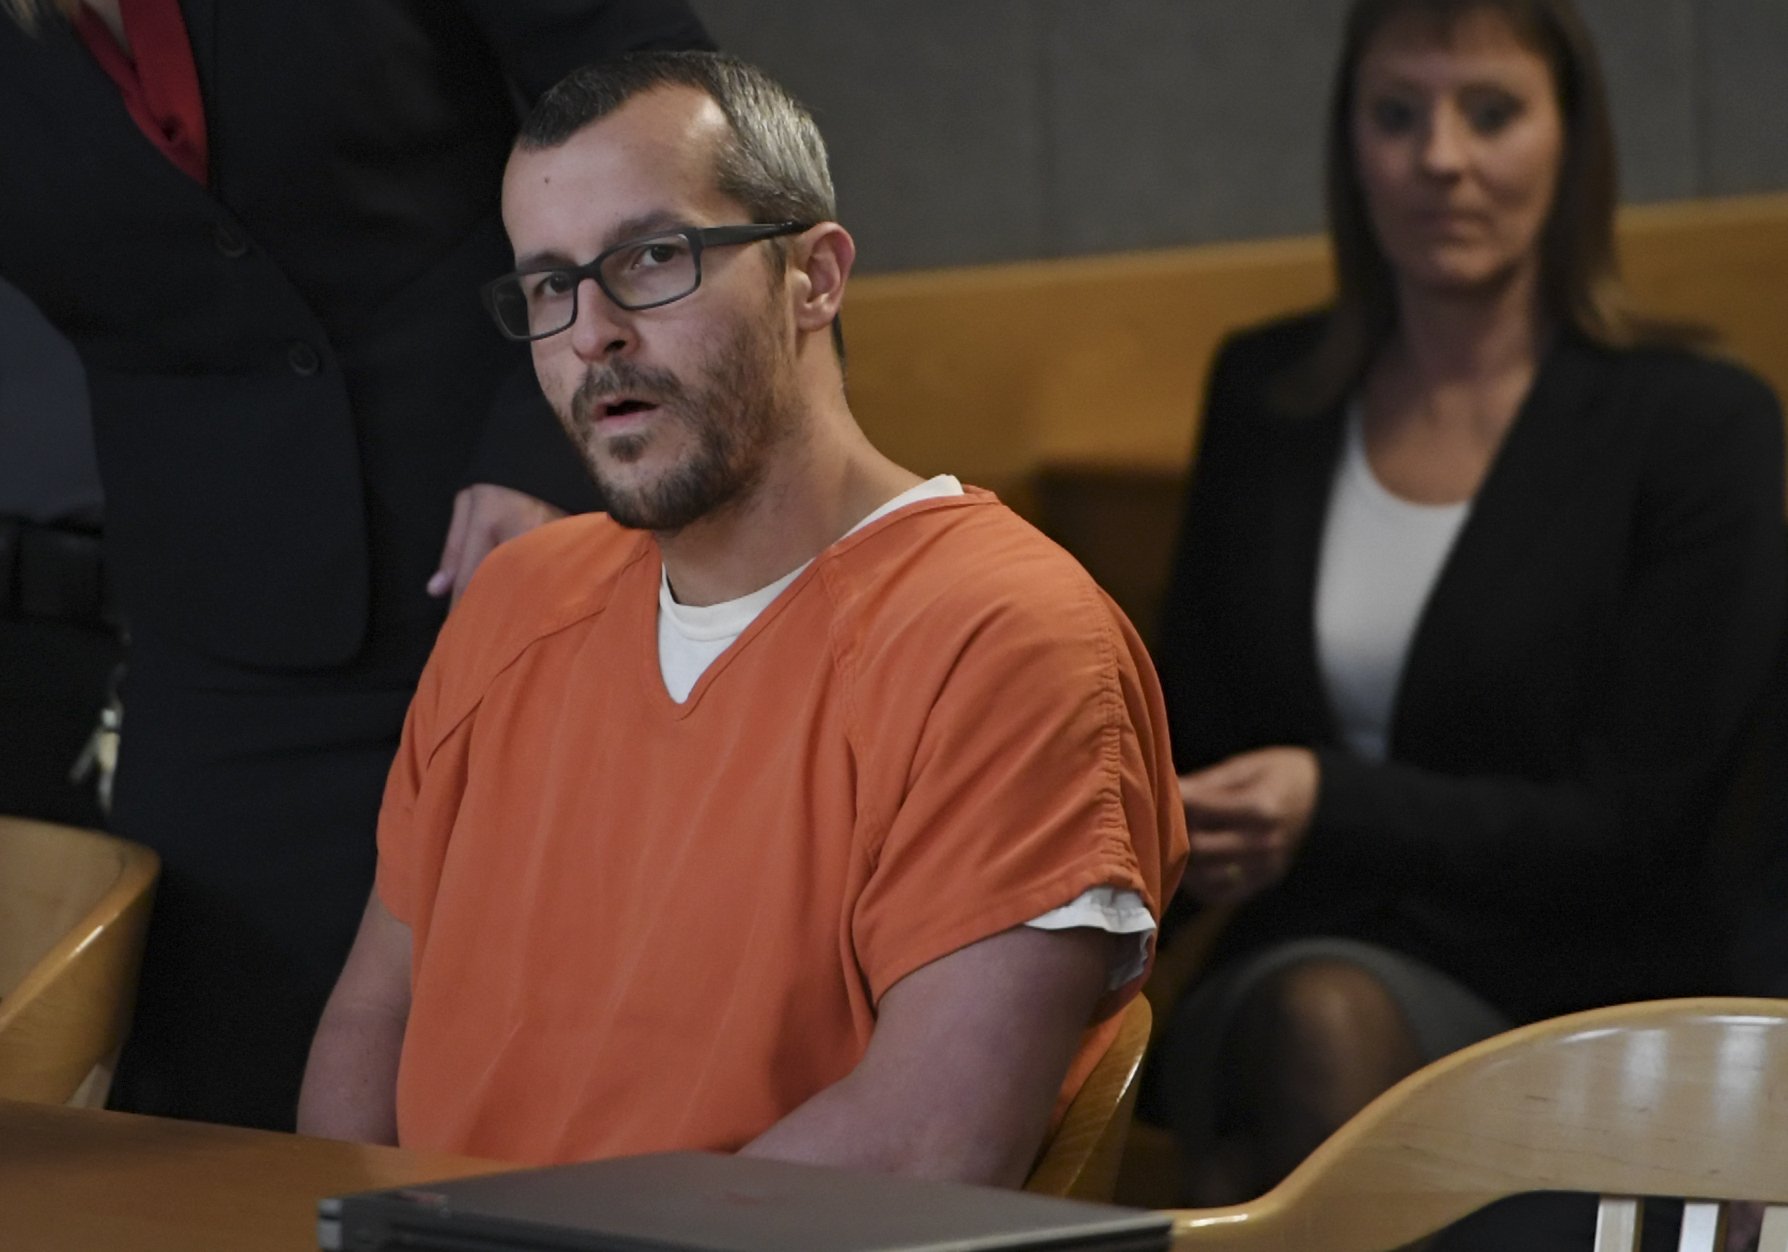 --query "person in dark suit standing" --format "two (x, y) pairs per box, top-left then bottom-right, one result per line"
(0, 0), (712, 1130)
(1144, 0), (1785, 1241)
